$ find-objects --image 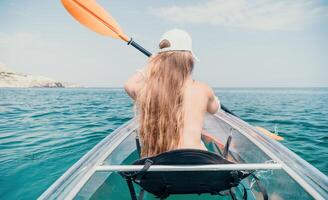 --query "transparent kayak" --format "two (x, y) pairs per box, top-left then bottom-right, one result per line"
(38, 111), (328, 200)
